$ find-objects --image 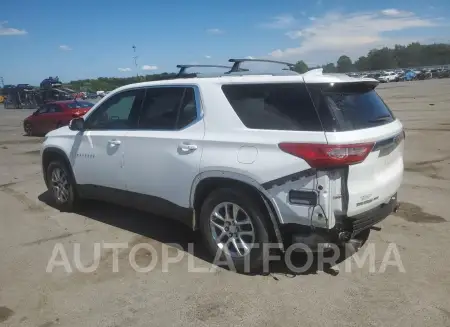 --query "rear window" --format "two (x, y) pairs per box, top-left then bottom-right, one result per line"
(307, 83), (395, 132)
(67, 101), (94, 109)
(221, 83), (322, 131)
